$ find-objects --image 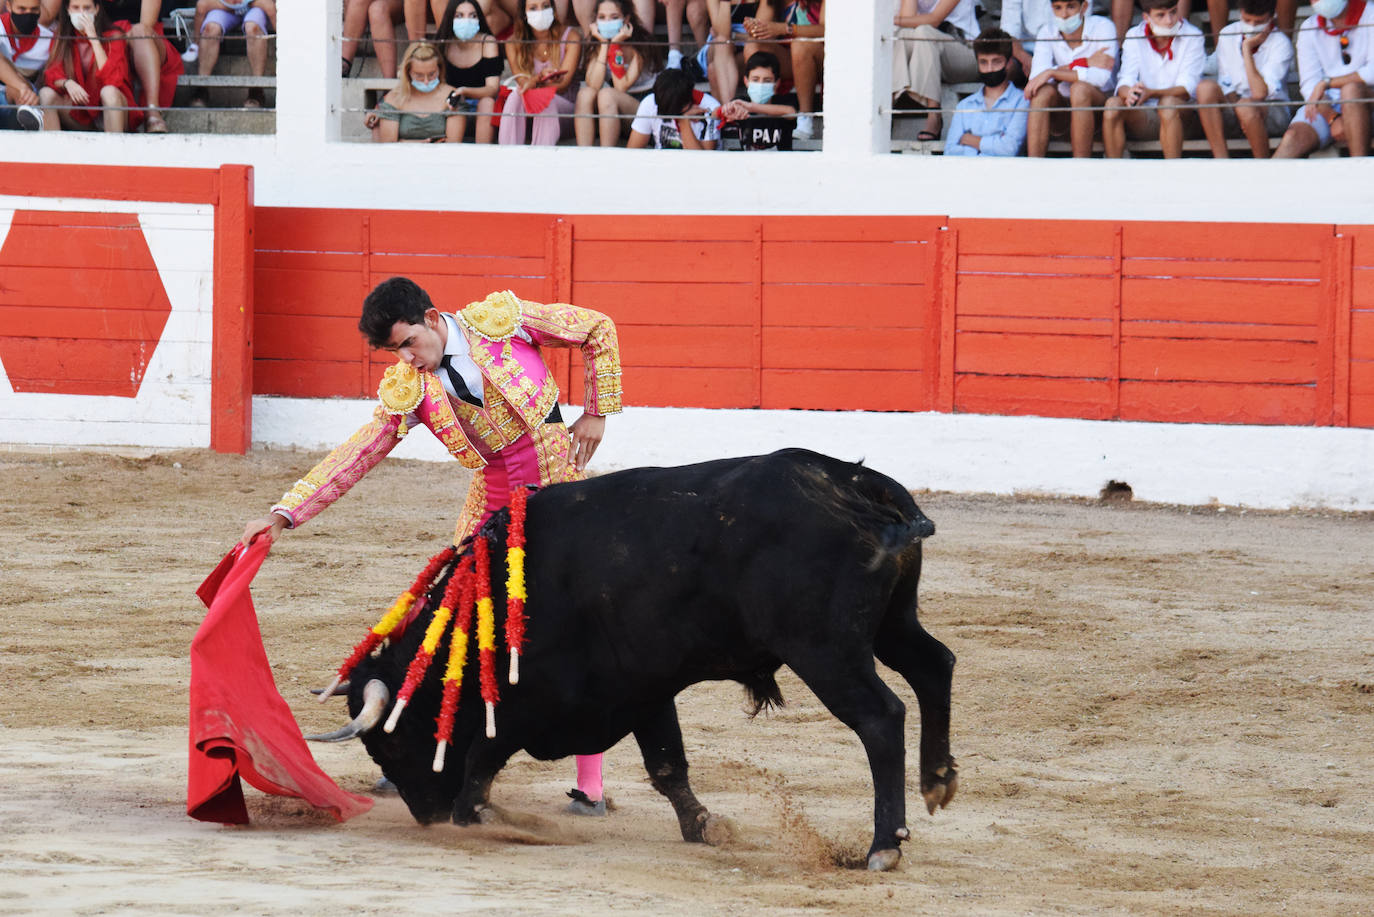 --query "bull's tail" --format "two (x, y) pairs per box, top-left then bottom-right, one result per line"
(741, 667), (785, 718)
